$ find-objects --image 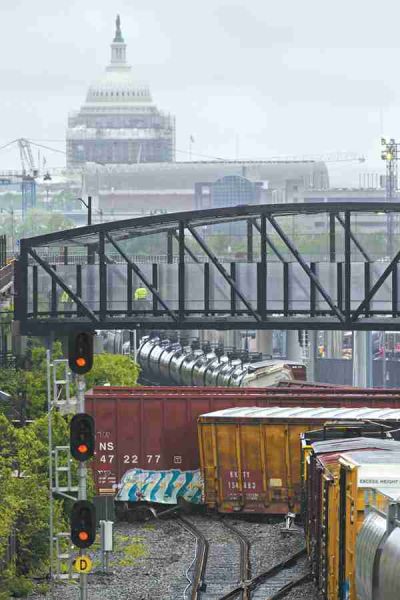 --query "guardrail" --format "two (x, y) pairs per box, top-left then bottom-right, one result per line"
(0, 261), (14, 294)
